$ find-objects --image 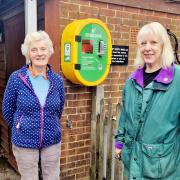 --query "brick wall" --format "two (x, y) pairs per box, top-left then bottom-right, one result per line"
(59, 0), (180, 179)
